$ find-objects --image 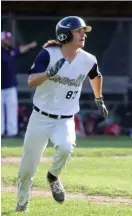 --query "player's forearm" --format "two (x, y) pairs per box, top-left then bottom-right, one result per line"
(28, 72), (49, 88)
(89, 75), (103, 98)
